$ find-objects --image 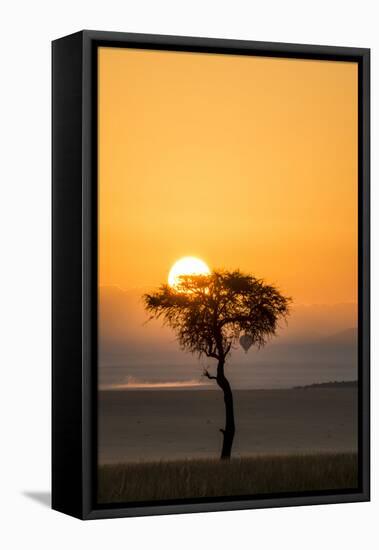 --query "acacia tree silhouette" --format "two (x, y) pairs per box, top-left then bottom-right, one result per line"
(143, 270), (290, 460)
